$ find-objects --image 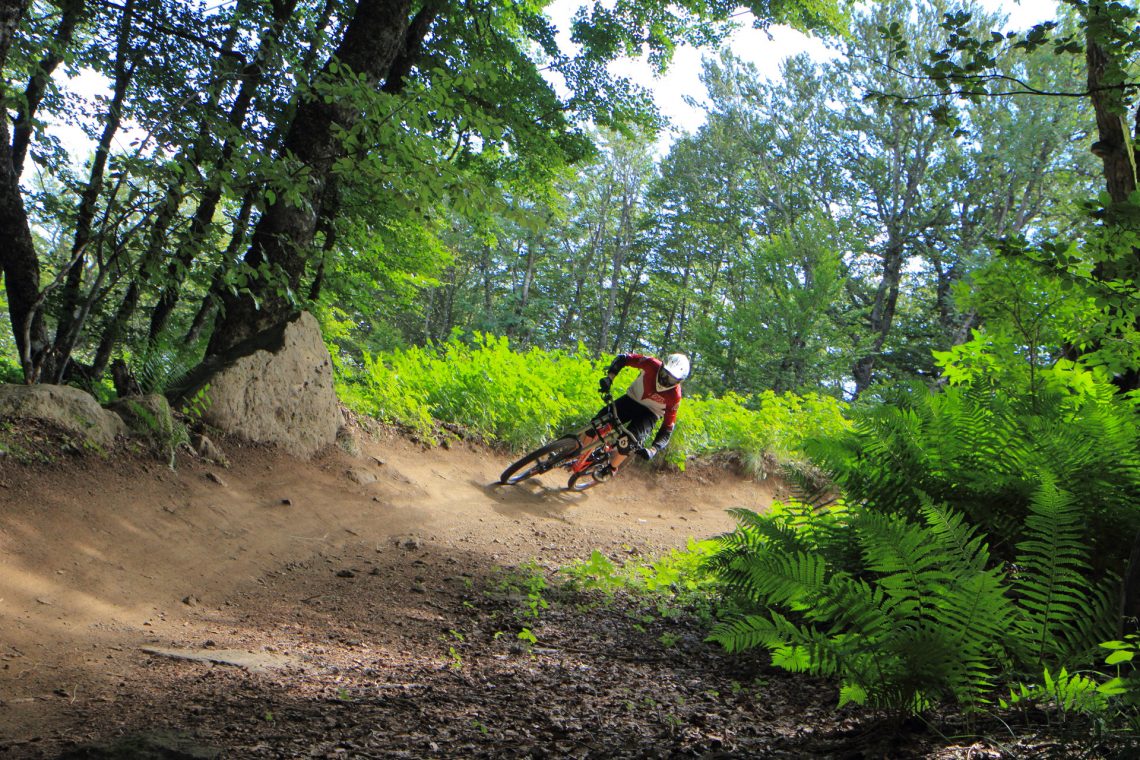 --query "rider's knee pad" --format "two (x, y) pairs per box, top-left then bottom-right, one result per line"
(615, 433), (638, 455)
